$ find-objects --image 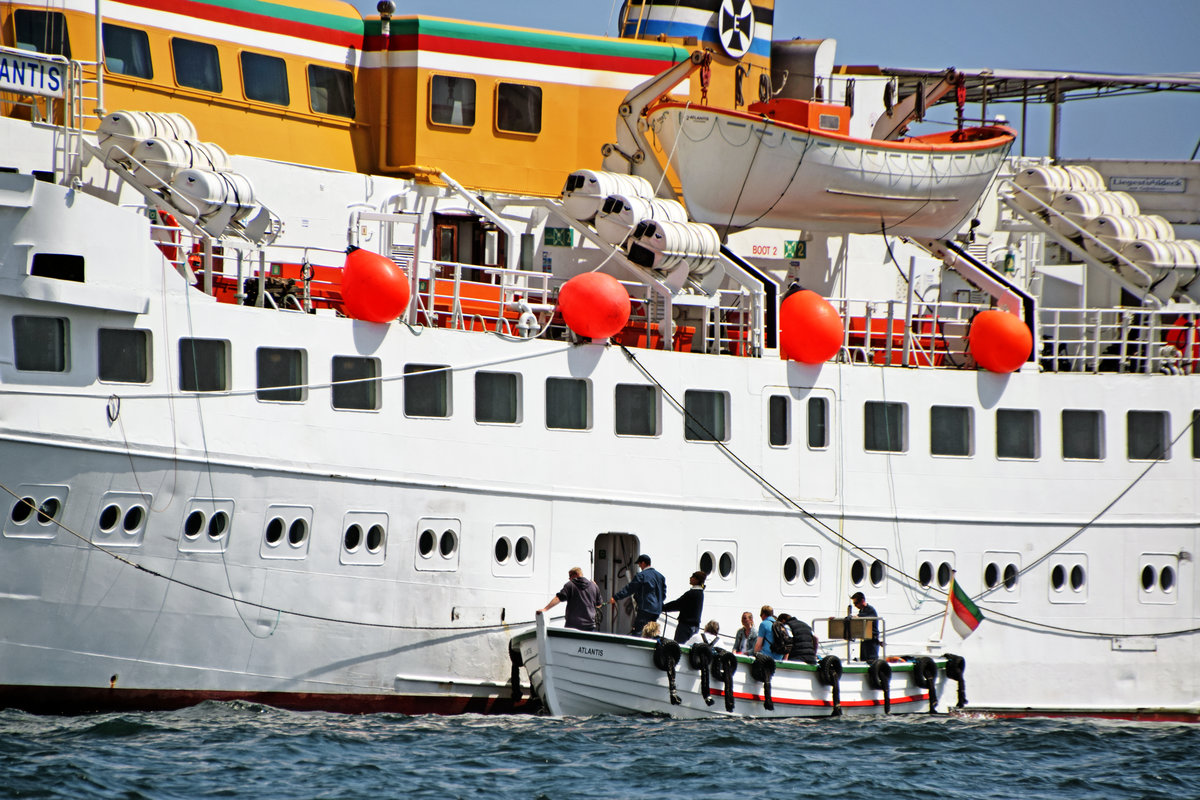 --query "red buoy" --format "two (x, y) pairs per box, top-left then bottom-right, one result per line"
(779, 290), (843, 364)
(341, 247), (410, 323)
(558, 272), (631, 339)
(969, 310), (1032, 373)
